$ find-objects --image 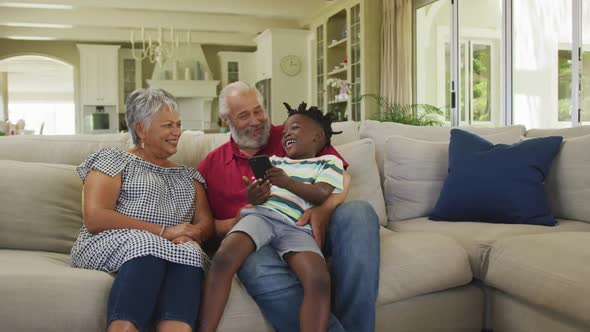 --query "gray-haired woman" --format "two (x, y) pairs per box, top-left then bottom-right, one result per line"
(70, 88), (213, 332)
